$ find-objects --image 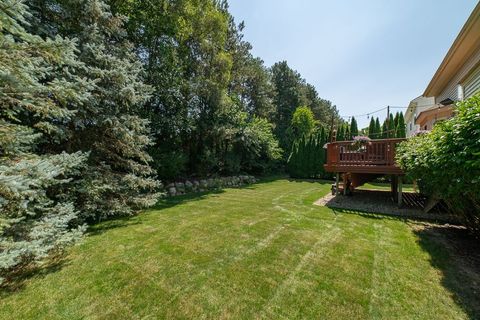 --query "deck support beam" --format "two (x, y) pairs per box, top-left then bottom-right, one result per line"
(390, 175), (398, 201)
(335, 173), (340, 196)
(398, 176), (403, 208)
